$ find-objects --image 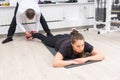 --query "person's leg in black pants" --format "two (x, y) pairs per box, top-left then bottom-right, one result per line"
(2, 3), (19, 44)
(32, 33), (62, 48)
(40, 14), (53, 36)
